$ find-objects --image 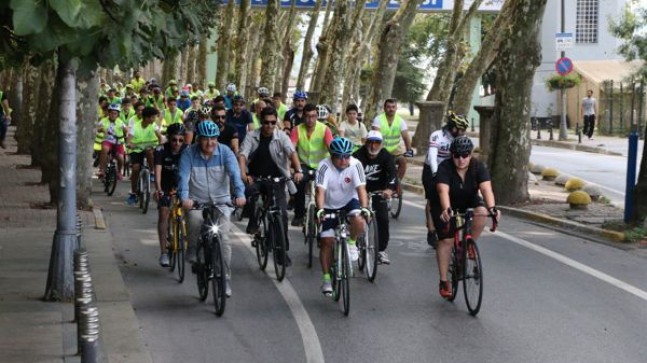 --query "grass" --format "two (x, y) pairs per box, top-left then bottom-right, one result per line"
(602, 219), (647, 243)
